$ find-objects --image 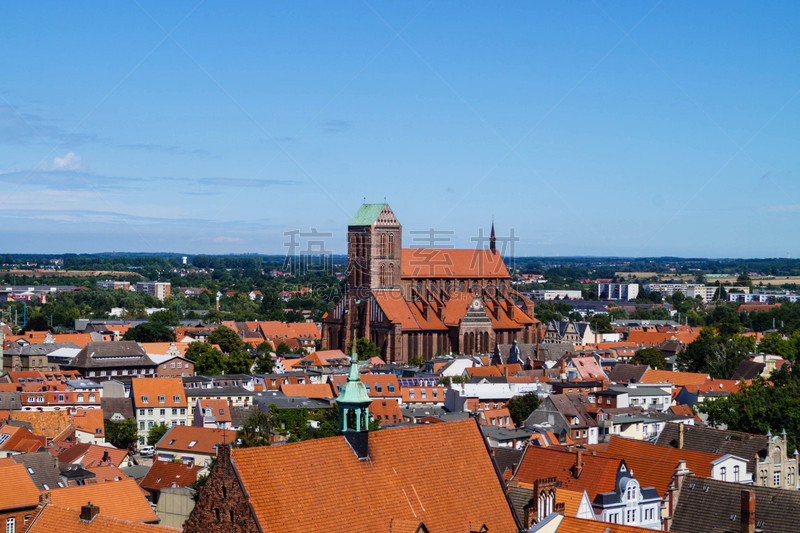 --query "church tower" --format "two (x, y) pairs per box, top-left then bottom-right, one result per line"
(347, 203), (402, 295)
